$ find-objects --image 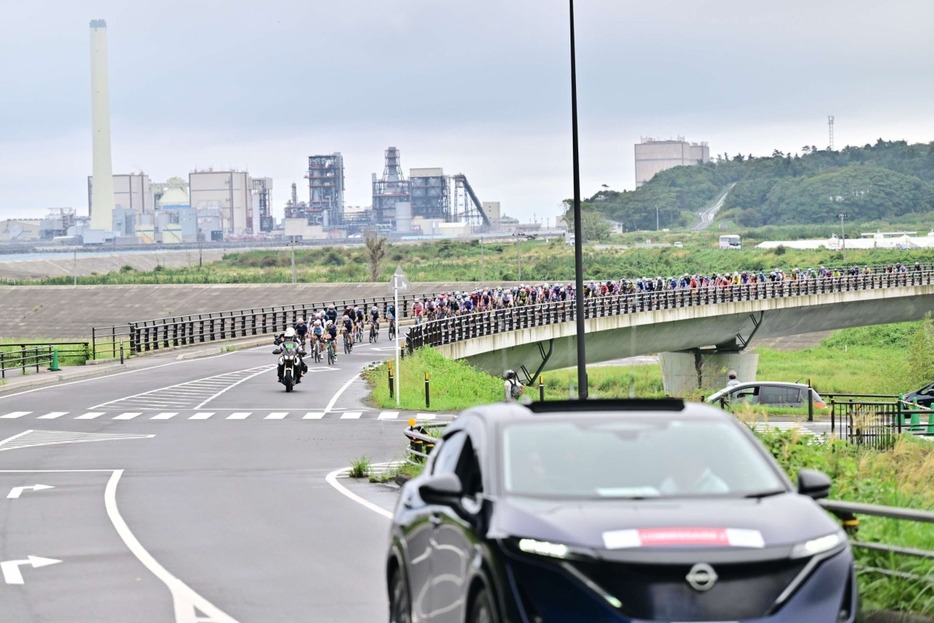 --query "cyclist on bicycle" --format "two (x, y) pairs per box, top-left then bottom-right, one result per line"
(341, 314), (355, 344)
(294, 317), (308, 348)
(386, 304), (396, 338)
(354, 306), (365, 340)
(324, 320), (338, 360)
(325, 305), (339, 325)
(310, 319), (324, 359)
